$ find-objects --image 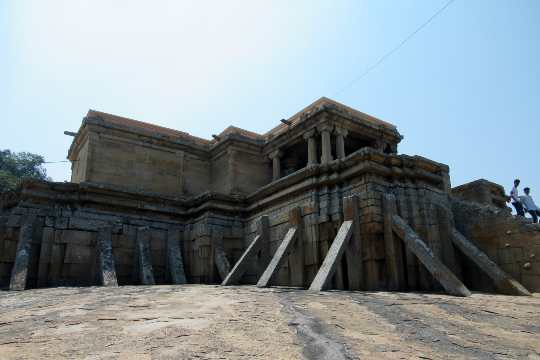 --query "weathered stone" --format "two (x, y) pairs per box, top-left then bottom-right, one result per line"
(136, 227), (155, 285)
(382, 194), (405, 290)
(37, 228), (54, 288)
(391, 215), (471, 297)
(288, 207), (304, 287)
(222, 235), (261, 286)
(213, 230), (231, 281)
(309, 220), (353, 291)
(255, 215), (271, 277)
(97, 226), (118, 287)
(167, 227), (187, 284)
(9, 216), (36, 291)
(222, 216), (269, 286)
(451, 229), (530, 296)
(436, 204), (462, 279)
(2, 97), (535, 296)
(0, 217), (6, 263)
(257, 227), (297, 288)
(318, 123), (334, 164)
(343, 195), (363, 290)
